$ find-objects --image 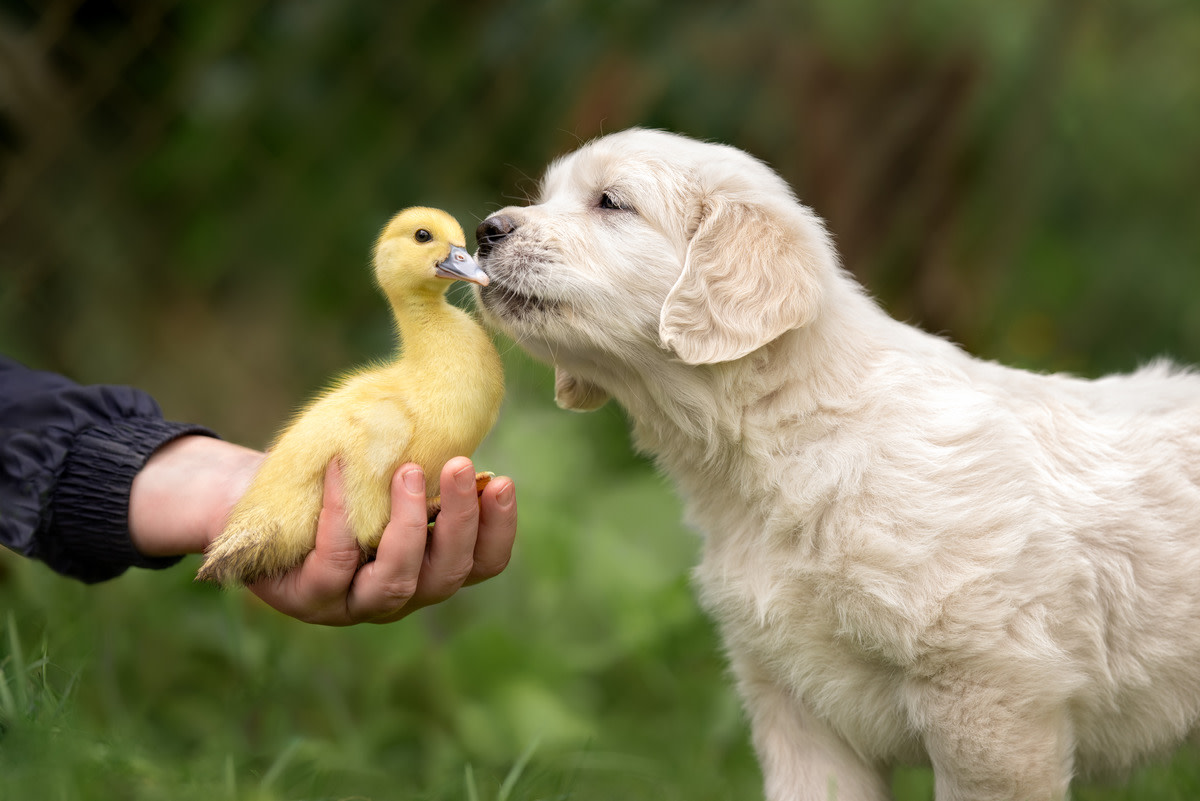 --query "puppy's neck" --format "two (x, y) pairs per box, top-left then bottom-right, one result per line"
(610, 279), (887, 484)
